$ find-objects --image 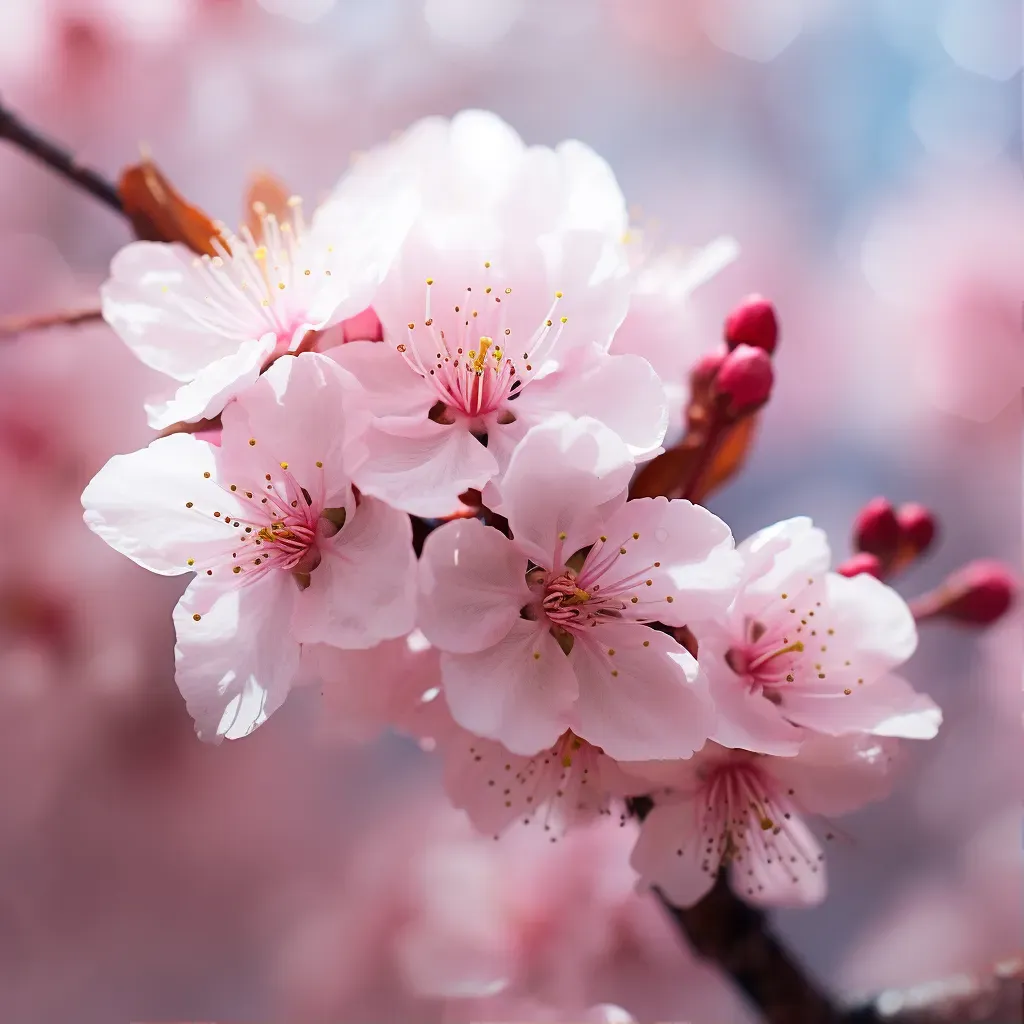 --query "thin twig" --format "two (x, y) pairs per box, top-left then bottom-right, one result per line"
(0, 307), (103, 338)
(0, 96), (124, 214)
